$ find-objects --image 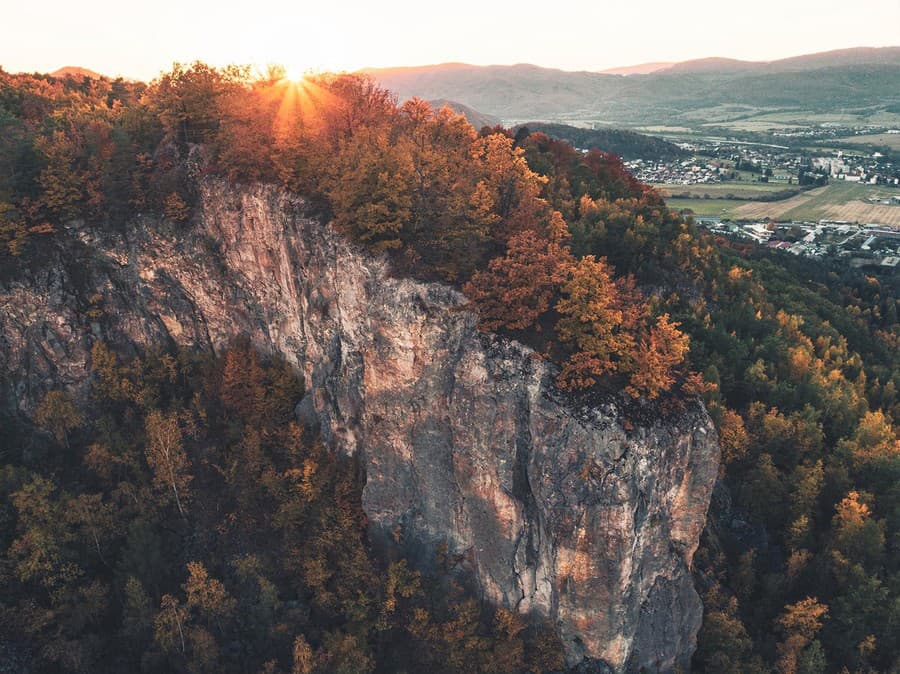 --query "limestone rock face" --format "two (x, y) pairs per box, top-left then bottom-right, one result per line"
(0, 181), (719, 672)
